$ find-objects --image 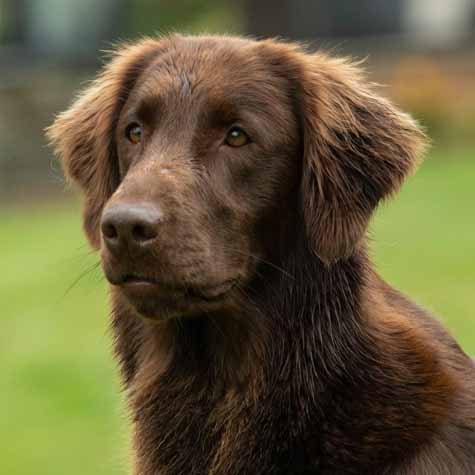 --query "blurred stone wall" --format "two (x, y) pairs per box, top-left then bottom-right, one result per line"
(0, 65), (93, 203)
(0, 0), (121, 203)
